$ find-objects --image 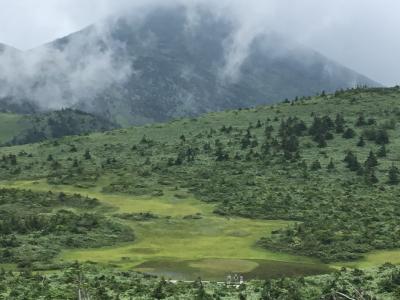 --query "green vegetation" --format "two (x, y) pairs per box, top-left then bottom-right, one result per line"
(2, 87), (400, 297)
(2, 262), (400, 299)
(0, 113), (25, 144)
(0, 180), (325, 280)
(2, 87), (400, 261)
(0, 109), (118, 146)
(0, 188), (134, 269)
